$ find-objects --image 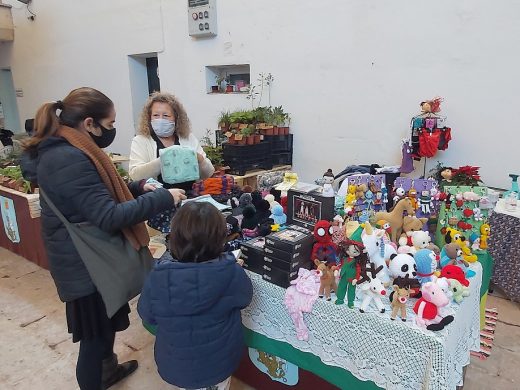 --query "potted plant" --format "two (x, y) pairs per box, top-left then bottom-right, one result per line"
(242, 125), (255, 145)
(200, 130), (226, 170)
(213, 74), (225, 93)
(218, 110), (231, 132)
